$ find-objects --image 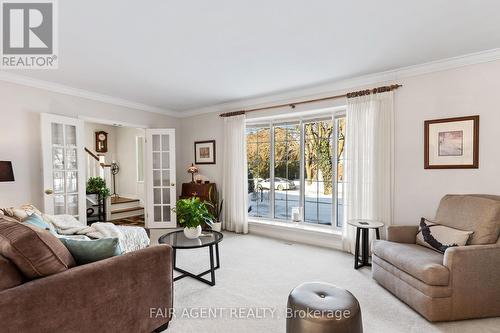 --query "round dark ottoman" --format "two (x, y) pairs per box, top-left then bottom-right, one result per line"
(286, 282), (363, 333)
